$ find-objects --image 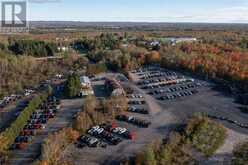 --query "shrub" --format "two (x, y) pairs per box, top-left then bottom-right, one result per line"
(185, 115), (227, 156)
(40, 128), (79, 165)
(126, 115), (226, 165)
(232, 141), (248, 165)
